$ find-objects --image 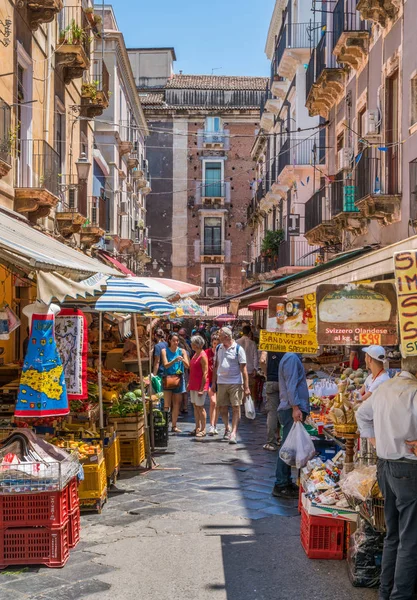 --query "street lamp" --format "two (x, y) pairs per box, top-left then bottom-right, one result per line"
(75, 152), (91, 182)
(152, 259), (158, 271)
